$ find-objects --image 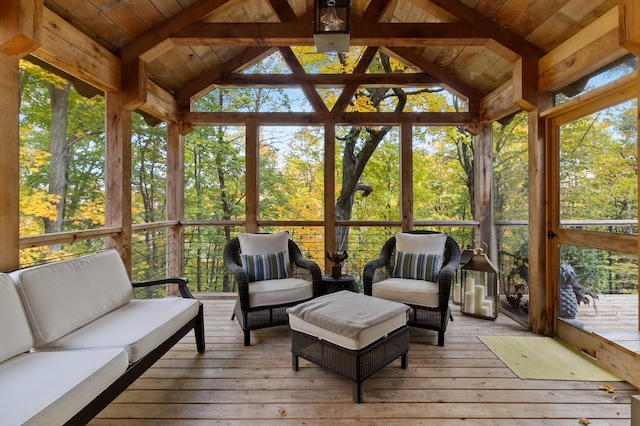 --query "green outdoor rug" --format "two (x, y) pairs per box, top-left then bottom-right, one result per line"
(479, 335), (622, 381)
